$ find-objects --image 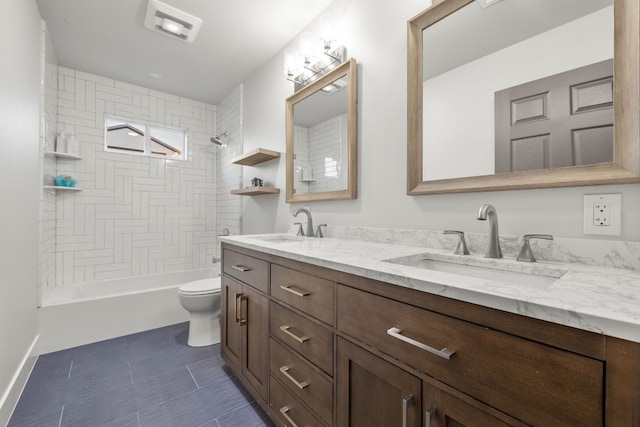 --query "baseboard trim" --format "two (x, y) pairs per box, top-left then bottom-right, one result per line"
(0, 335), (39, 426)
